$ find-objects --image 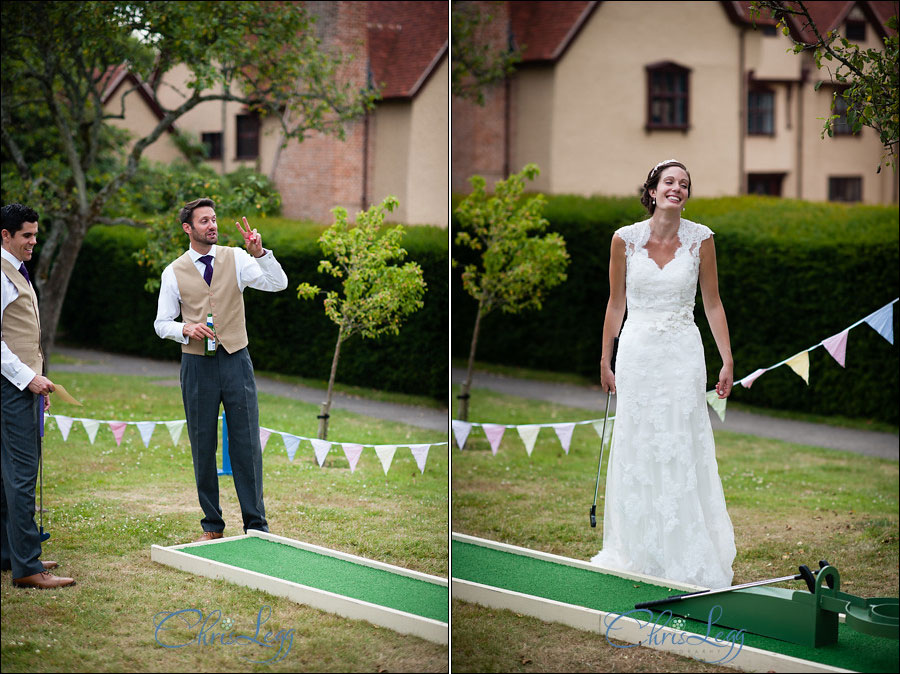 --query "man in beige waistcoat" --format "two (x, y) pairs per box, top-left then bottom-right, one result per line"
(1, 203), (76, 588)
(154, 198), (287, 542)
